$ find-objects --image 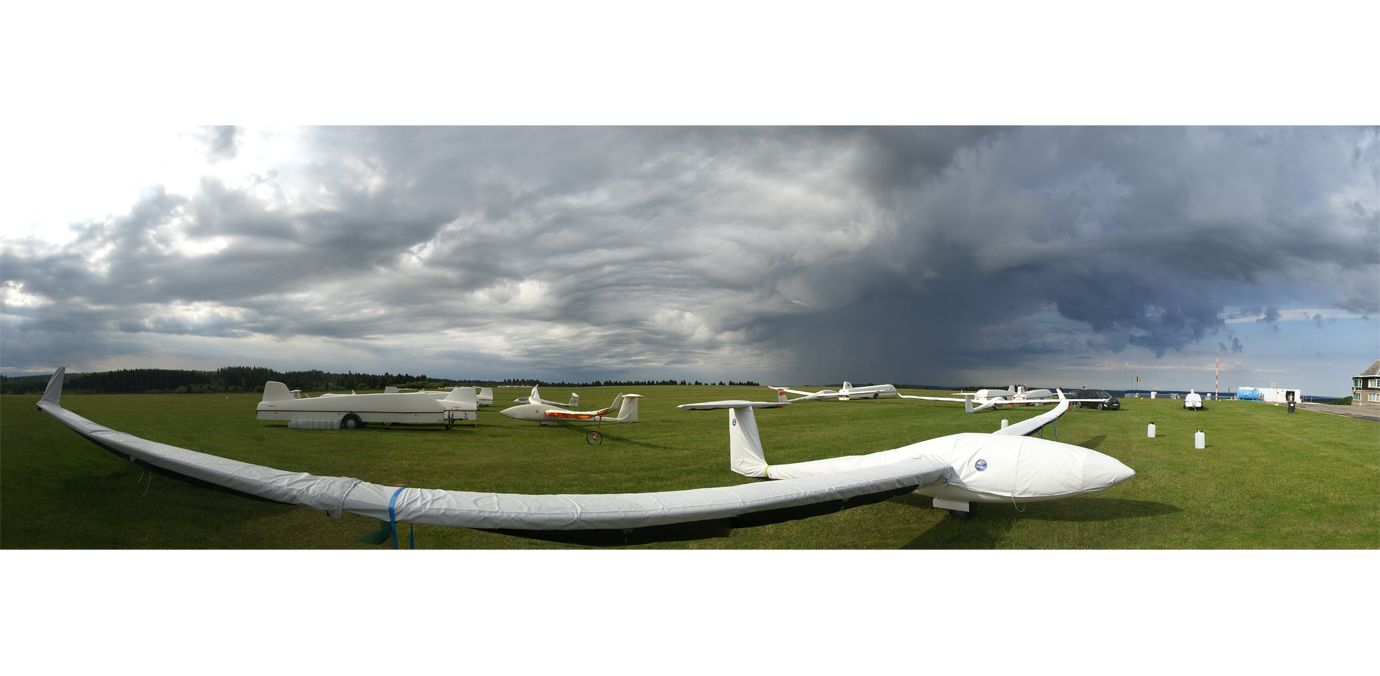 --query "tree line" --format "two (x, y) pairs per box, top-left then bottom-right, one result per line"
(0, 369), (761, 395)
